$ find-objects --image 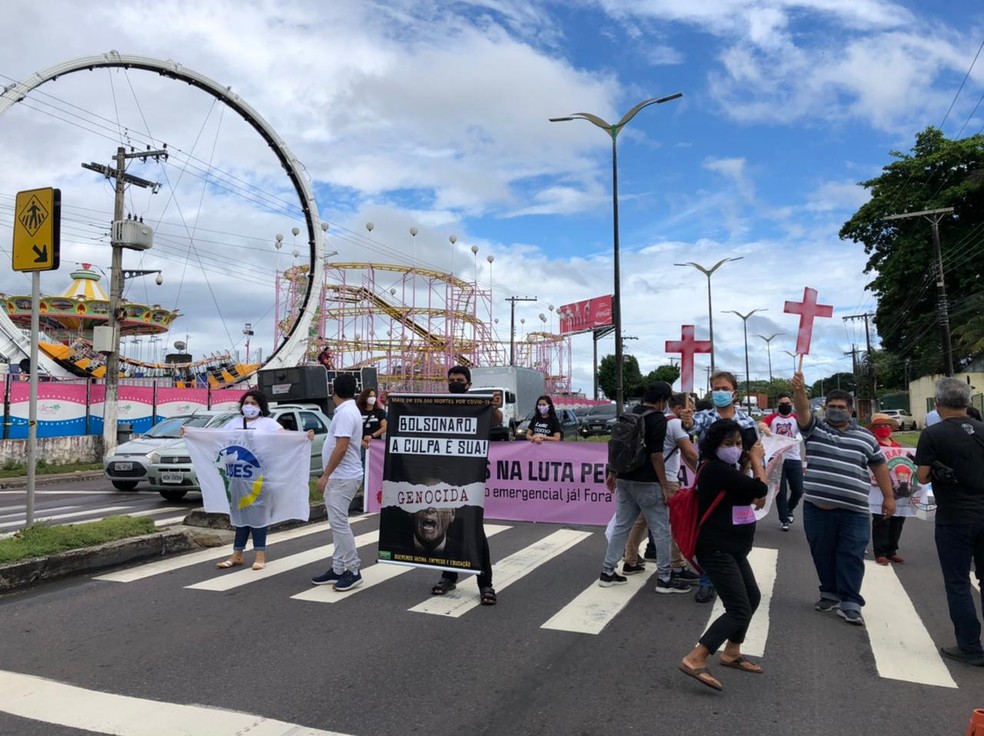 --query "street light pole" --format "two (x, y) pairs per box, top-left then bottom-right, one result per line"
(551, 92), (682, 415)
(724, 308), (767, 412)
(782, 349), (797, 373)
(756, 332), (784, 405)
(675, 257), (743, 376)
